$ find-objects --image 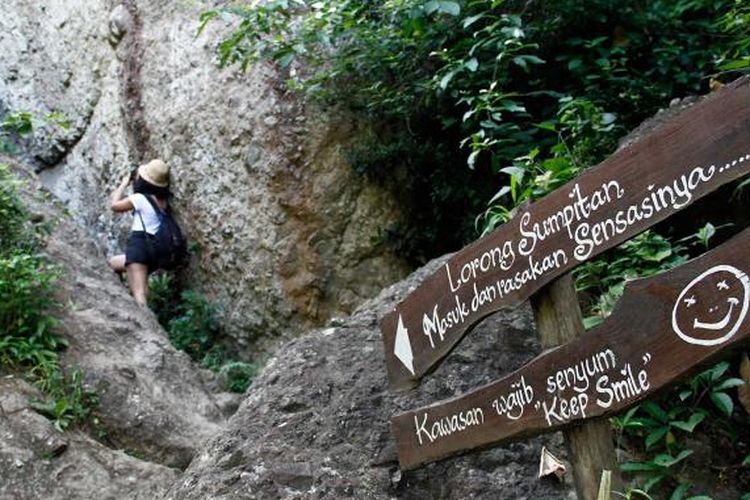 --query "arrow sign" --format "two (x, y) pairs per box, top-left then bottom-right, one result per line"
(391, 226), (750, 469)
(381, 76), (750, 390)
(394, 315), (415, 375)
